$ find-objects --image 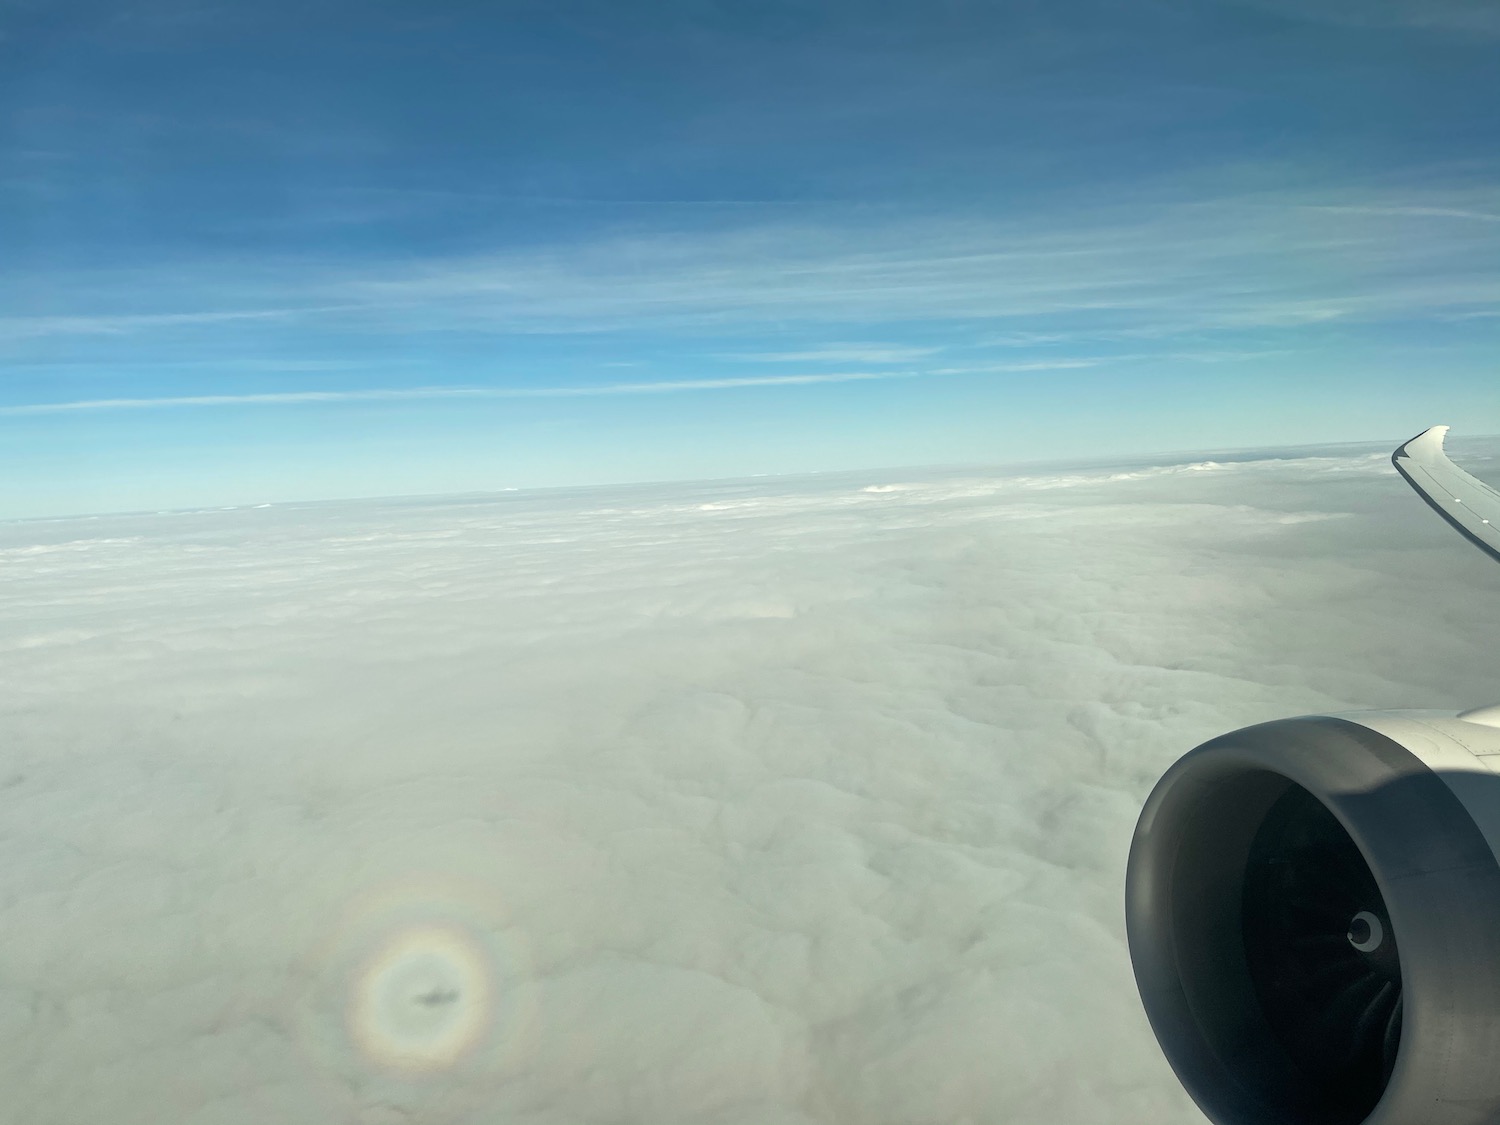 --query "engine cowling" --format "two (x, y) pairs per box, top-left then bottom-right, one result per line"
(1126, 709), (1500, 1125)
